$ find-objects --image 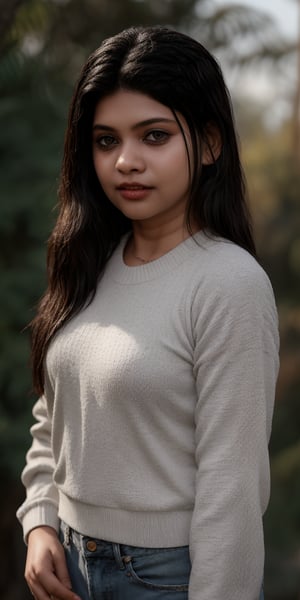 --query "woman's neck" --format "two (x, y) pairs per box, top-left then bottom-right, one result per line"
(123, 219), (199, 266)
